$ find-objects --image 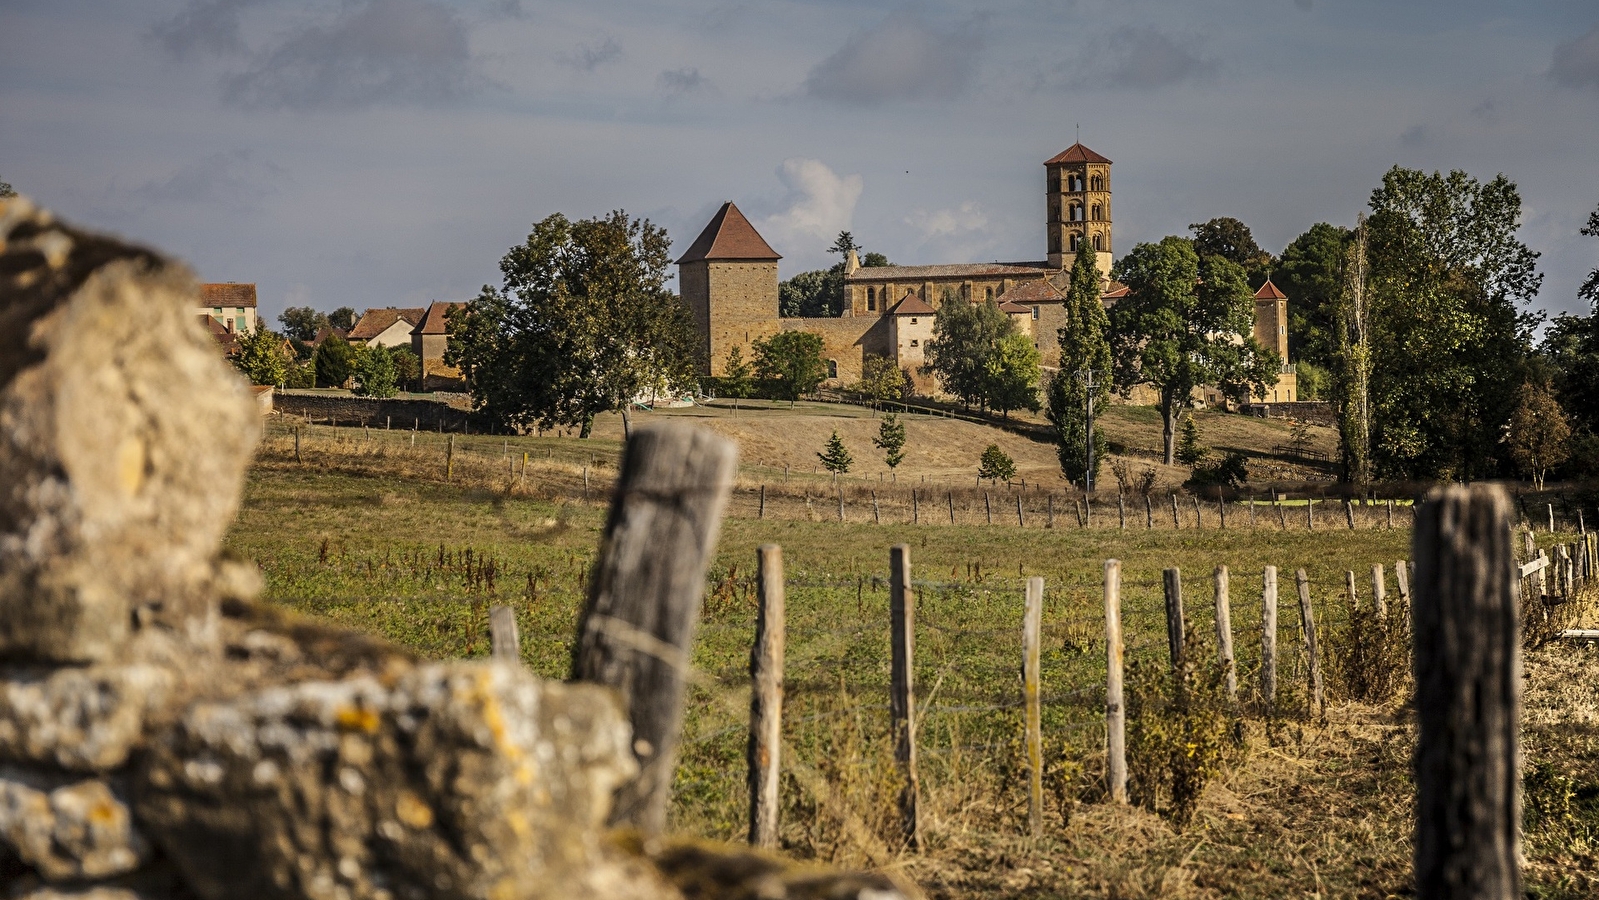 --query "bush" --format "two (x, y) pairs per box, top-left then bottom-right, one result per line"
(1328, 589), (1411, 704)
(1186, 451), (1248, 490)
(1126, 630), (1241, 830)
(977, 444), (1015, 483)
